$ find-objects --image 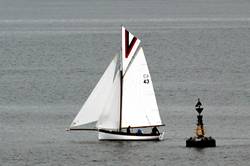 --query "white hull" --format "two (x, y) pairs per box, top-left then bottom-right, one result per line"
(98, 131), (165, 141)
